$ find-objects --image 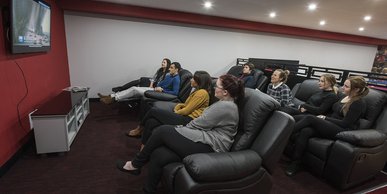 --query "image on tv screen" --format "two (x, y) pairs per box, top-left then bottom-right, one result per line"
(11, 0), (51, 53)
